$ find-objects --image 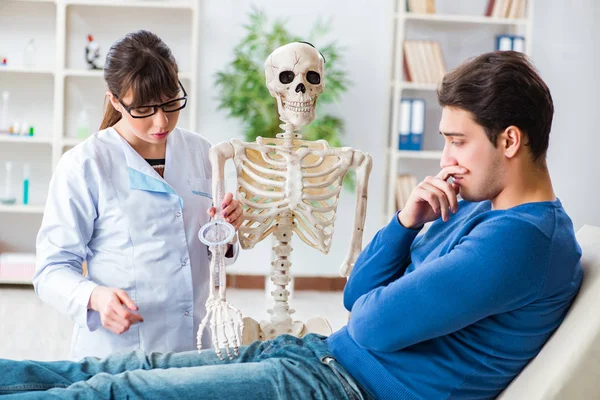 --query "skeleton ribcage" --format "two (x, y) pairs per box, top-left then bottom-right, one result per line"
(231, 138), (354, 253)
